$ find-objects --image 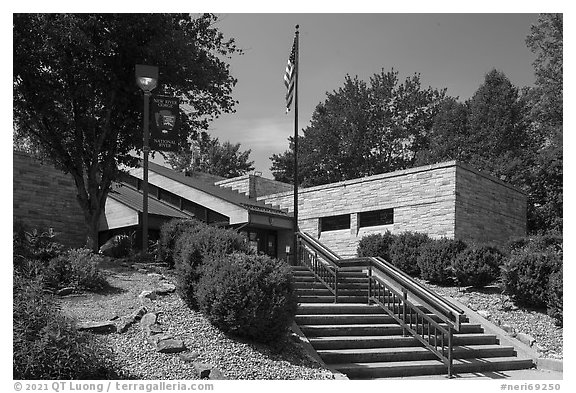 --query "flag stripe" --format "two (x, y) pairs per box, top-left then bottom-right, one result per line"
(284, 37), (297, 113)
